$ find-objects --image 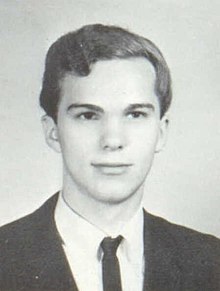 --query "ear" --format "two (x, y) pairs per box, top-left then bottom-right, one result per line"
(155, 114), (169, 153)
(41, 115), (61, 153)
